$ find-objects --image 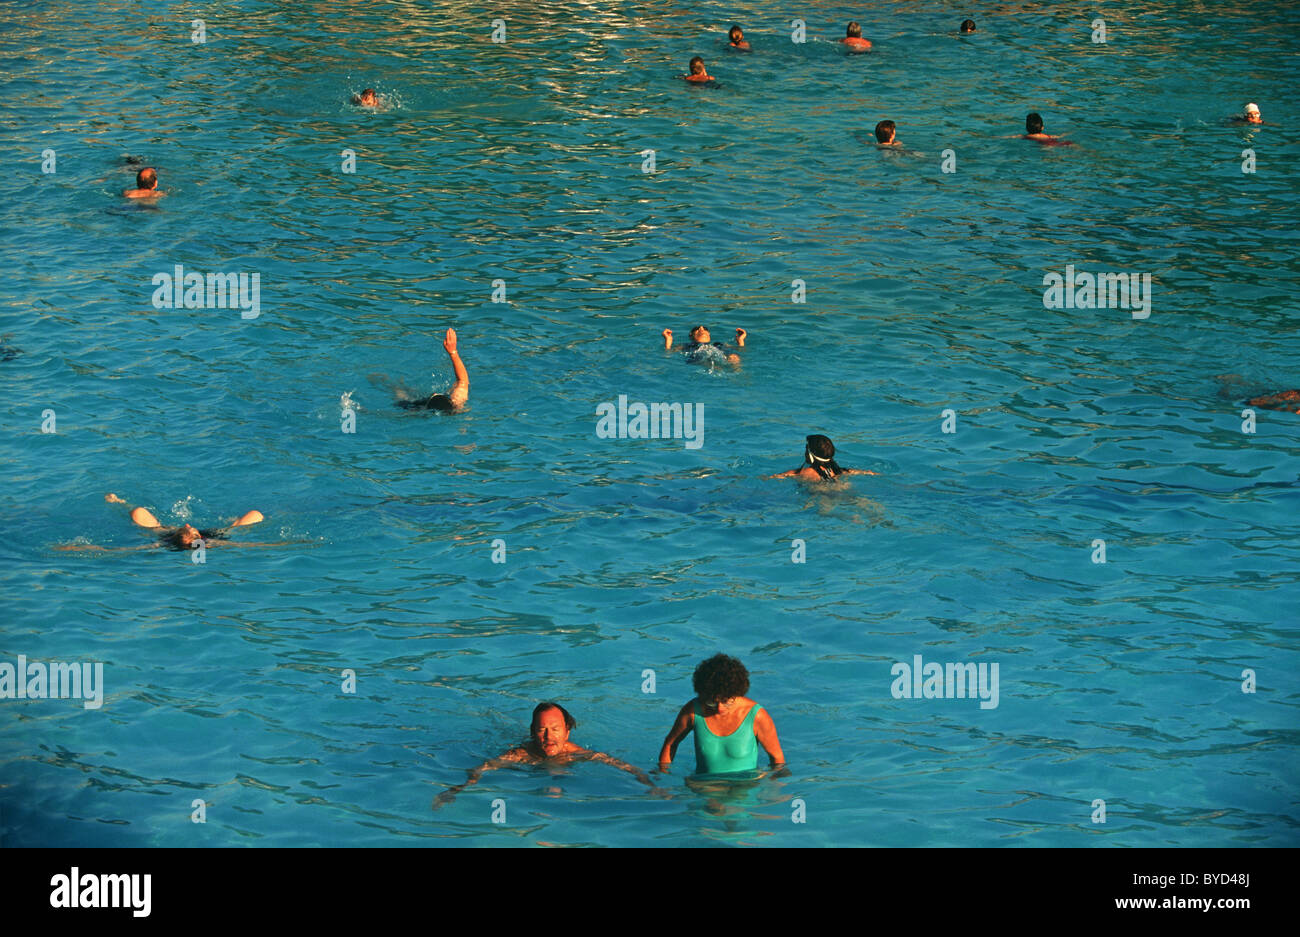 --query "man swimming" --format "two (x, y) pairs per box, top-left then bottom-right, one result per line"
(663, 325), (745, 368)
(841, 21), (872, 52)
(395, 327), (469, 412)
(1231, 102), (1262, 125)
(875, 119), (900, 146)
(123, 167), (163, 199)
(1246, 389), (1300, 414)
(1022, 112), (1072, 145)
(728, 25), (751, 51)
(684, 56), (713, 82)
(351, 88), (379, 107)
(960, 19), (976, 33)
(53, 494), (266, 552)
(769, 434), (878, 481)
(433, 702), (656, 807)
